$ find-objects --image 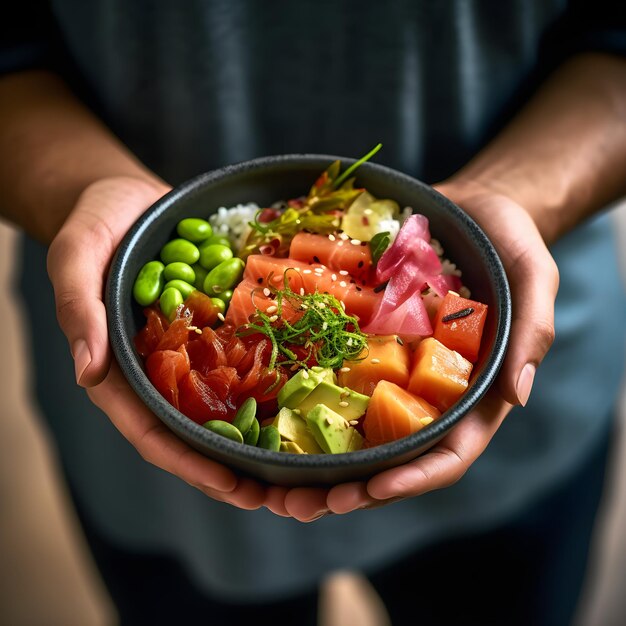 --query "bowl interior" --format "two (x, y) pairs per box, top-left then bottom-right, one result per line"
(107, 155), (510, 486)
